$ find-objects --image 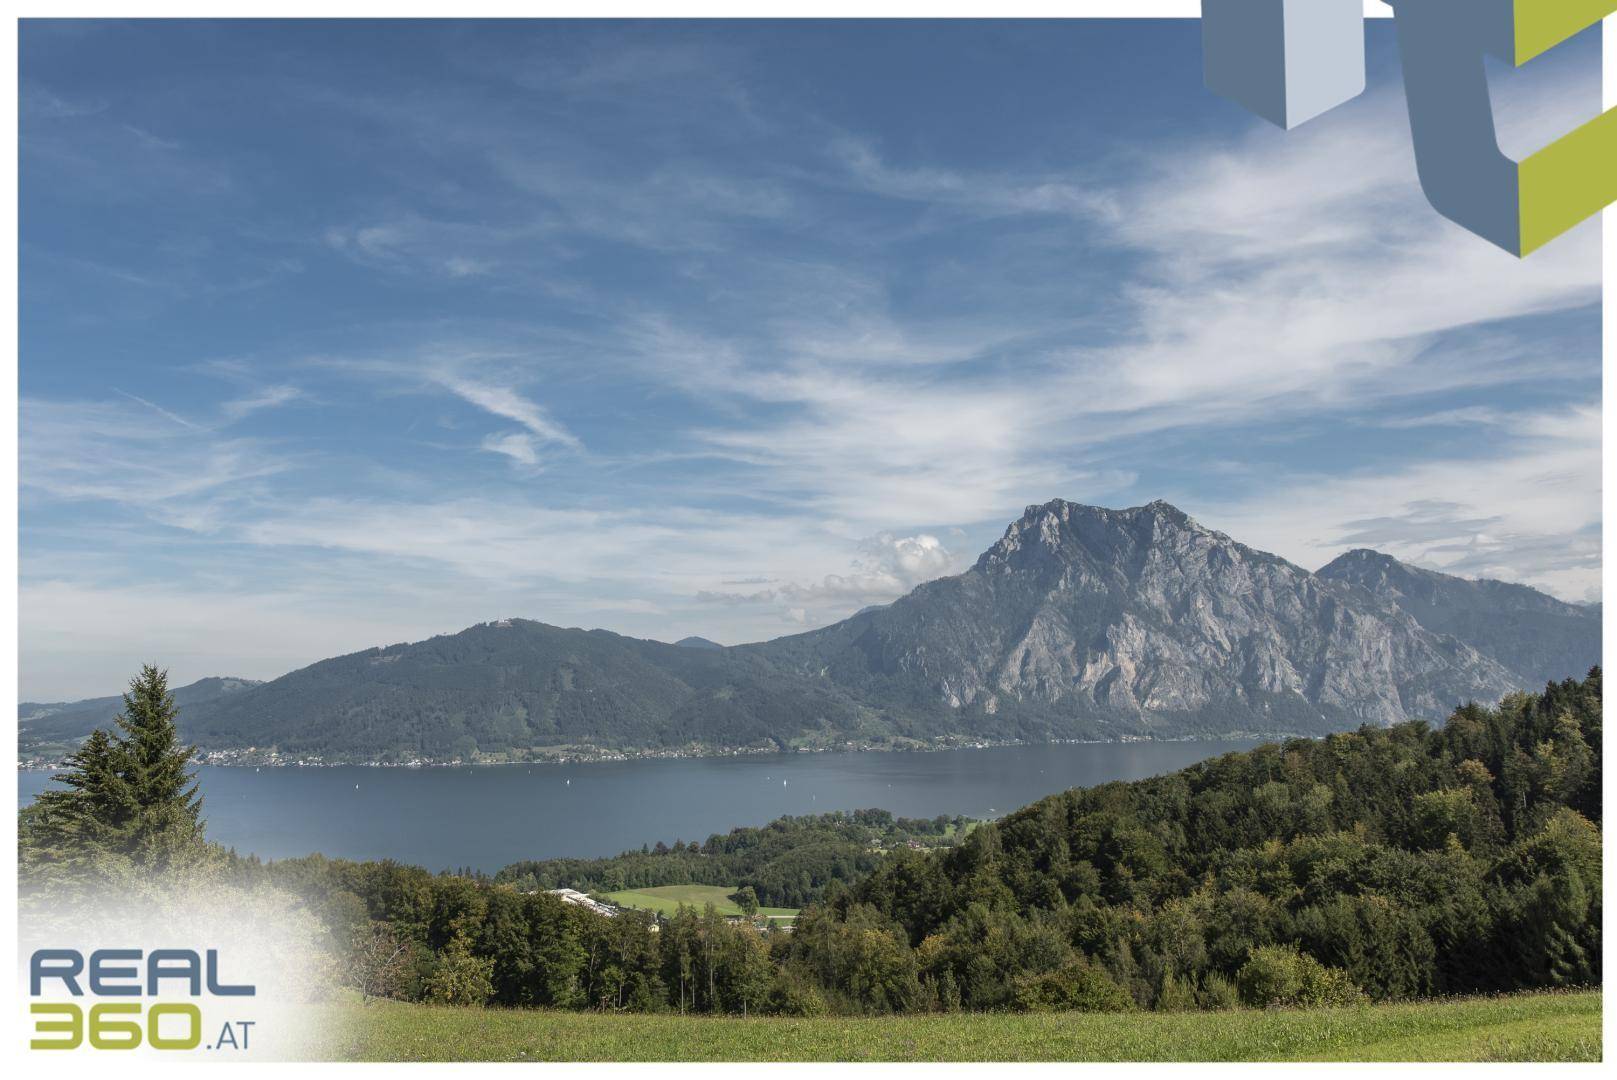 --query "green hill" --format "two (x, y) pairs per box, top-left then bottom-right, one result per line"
(182, 619), (869, 761)
(19, 675), (259, 759)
